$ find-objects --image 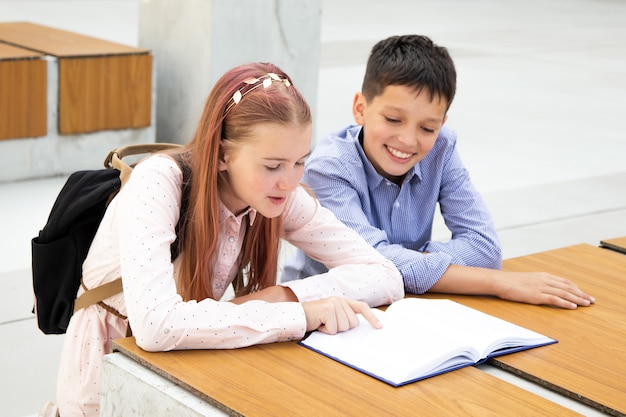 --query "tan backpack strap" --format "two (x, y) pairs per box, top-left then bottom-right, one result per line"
(112, 143), (184, 160)
(103, 143), (185, 185)
(74, 278), (123, 313)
